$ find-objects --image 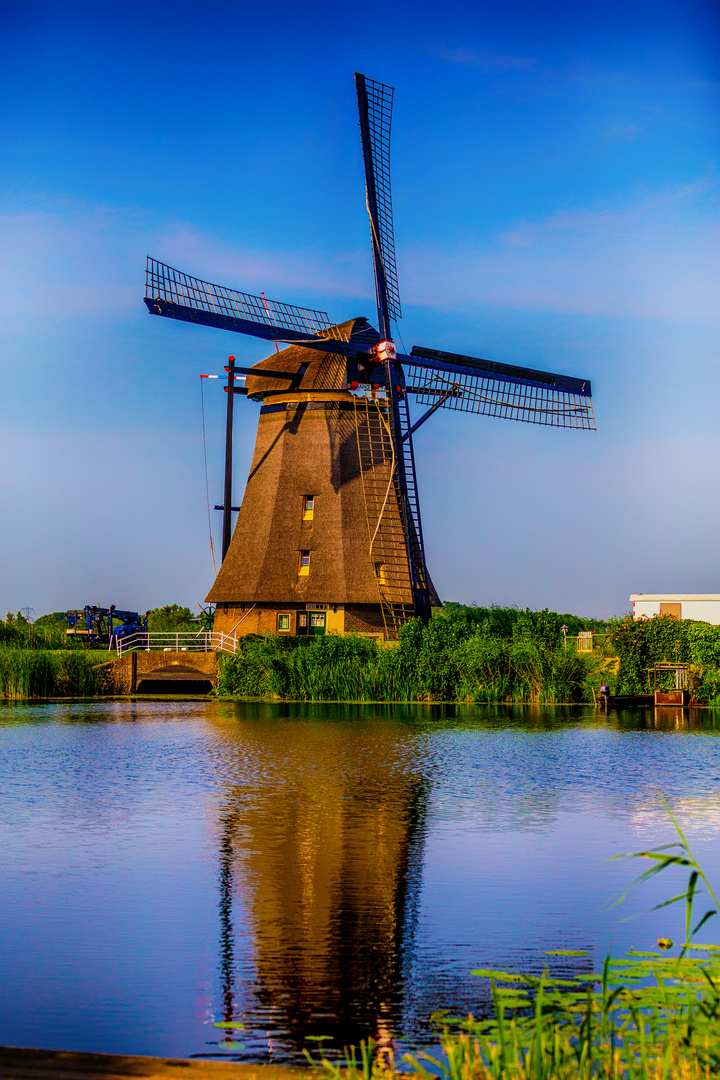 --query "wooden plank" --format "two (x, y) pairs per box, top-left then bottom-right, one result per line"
(0, 1046), (318, 1080)
(655, 690), (689, 706)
